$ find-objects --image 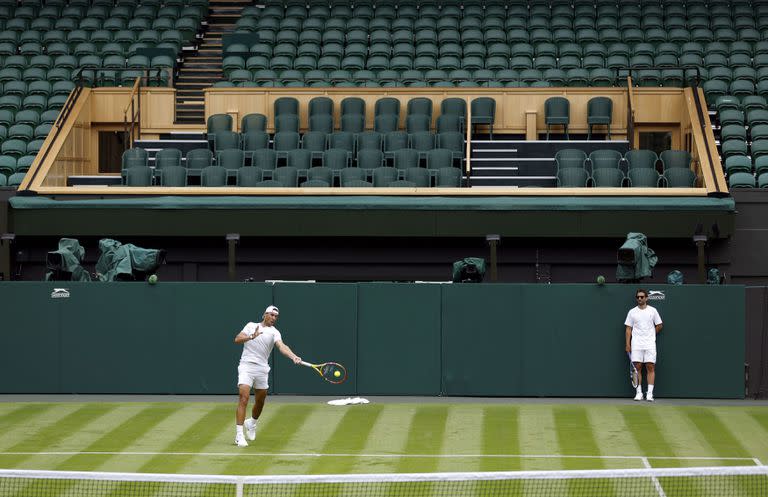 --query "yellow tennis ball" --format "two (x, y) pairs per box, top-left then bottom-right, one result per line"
(334, 370), (341, 378)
